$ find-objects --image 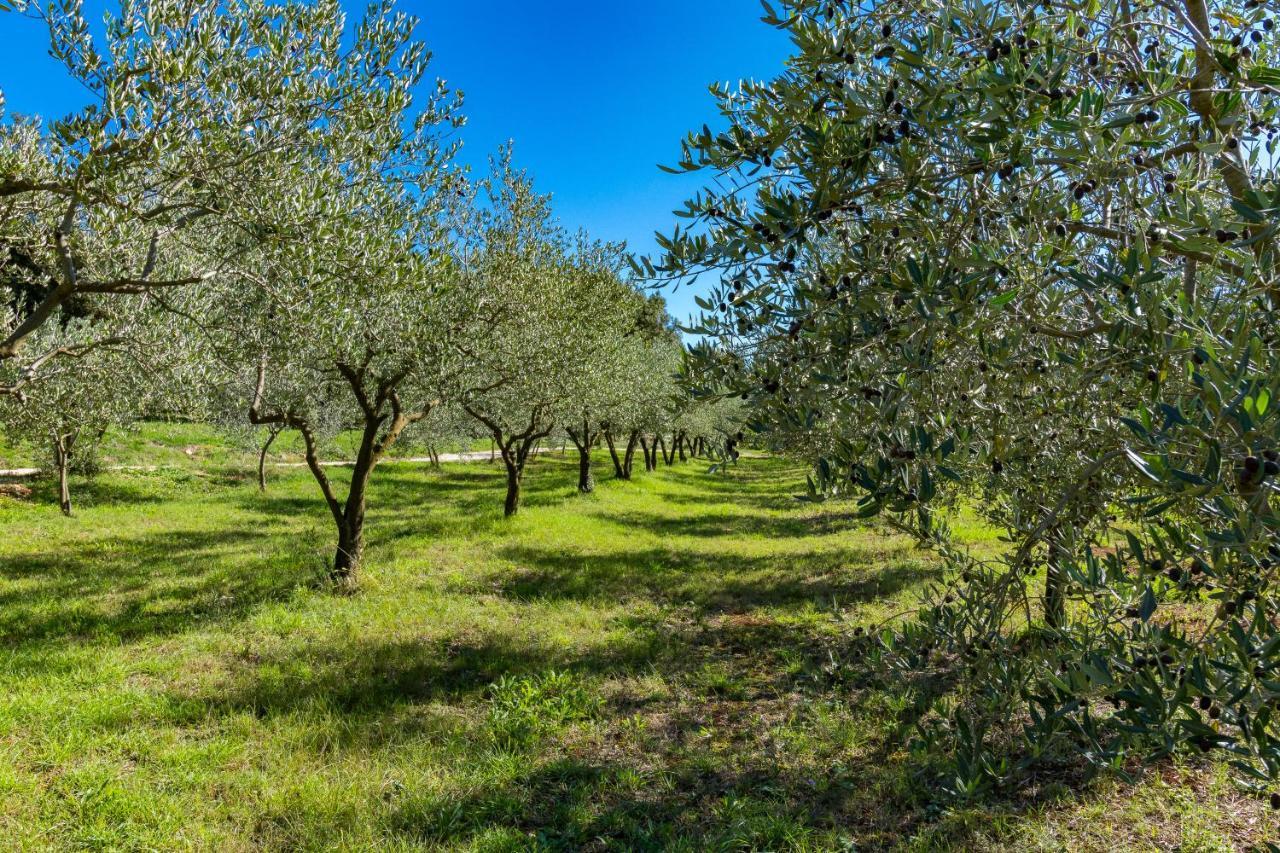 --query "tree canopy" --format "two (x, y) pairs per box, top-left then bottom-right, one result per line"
(656, 0), (1280, 792)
